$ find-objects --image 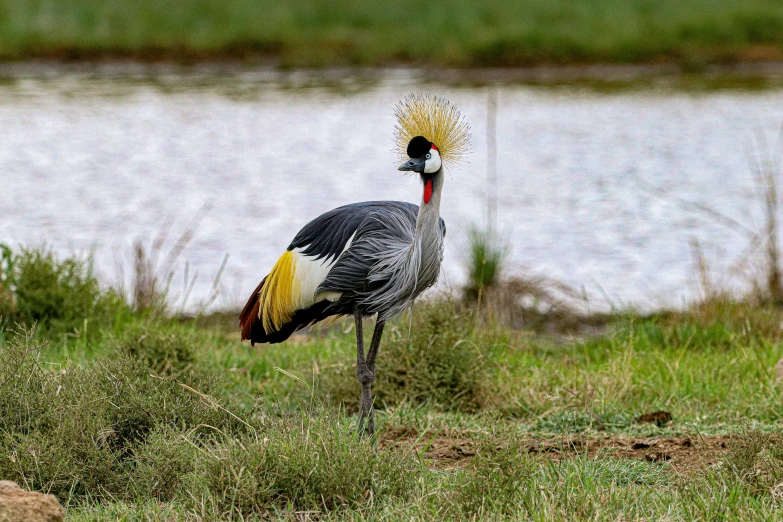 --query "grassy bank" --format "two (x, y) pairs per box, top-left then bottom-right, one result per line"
(2, 245), (783, 519)
(2, 0), (783, 67)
